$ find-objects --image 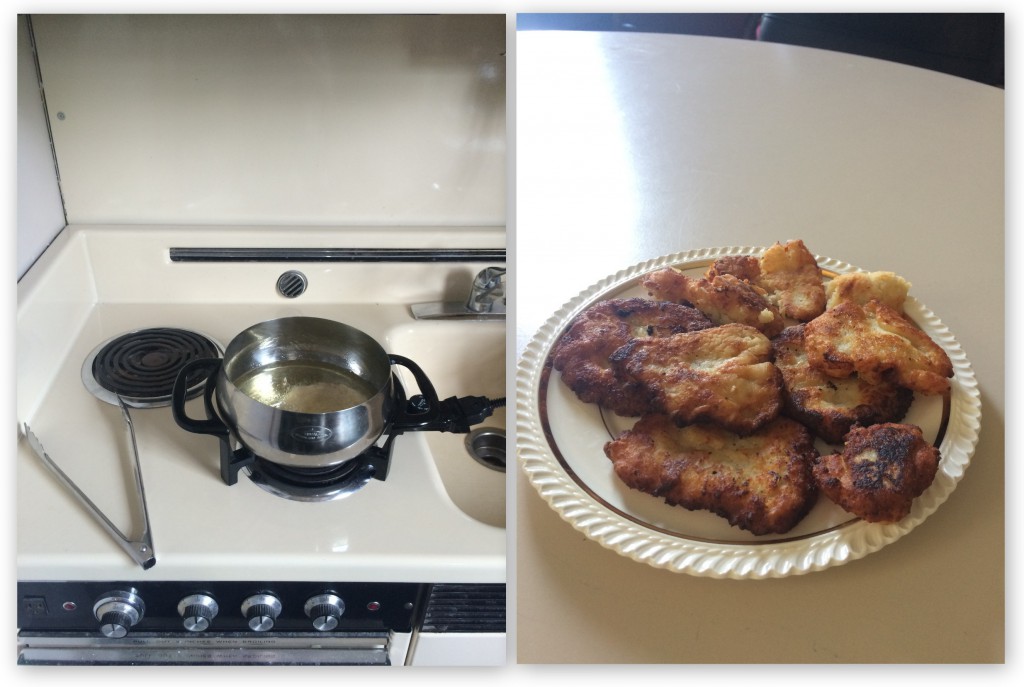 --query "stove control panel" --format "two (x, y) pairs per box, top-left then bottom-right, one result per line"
(18, 581), (424, 636)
